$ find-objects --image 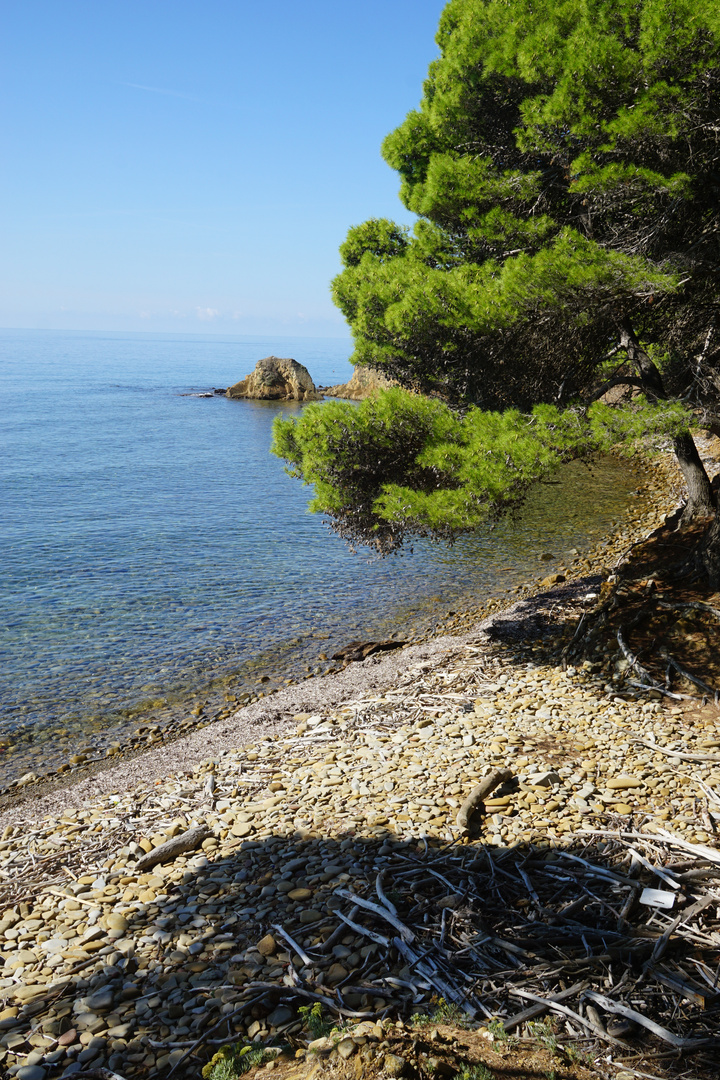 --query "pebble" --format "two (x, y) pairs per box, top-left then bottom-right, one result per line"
(106, 914), (127, 933)
(383, 1053), (407, 1076)
(266, 1006), (293, 1027)
(16, 773), (40, 787)
(257, 933), (276, 956)
(325, 962), (348, 983)
(86, 989), (114, 1011)
(307, 1037), (333, 1056)
(287, 888), (312, 901)
(299, 909), (322, 924)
